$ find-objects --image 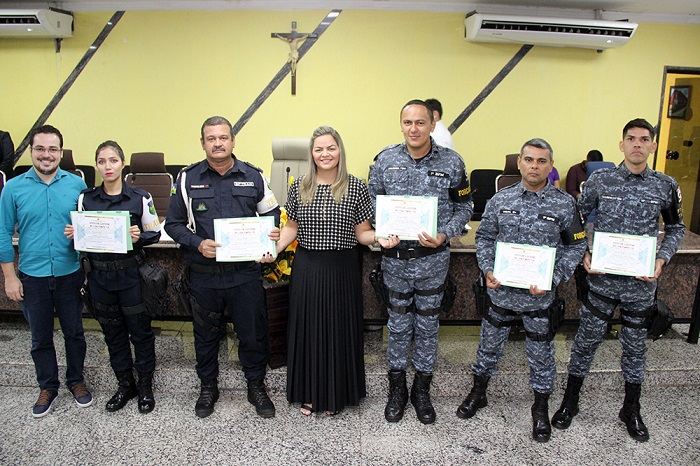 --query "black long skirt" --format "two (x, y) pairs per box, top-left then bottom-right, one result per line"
(286, 246), (366, 412)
